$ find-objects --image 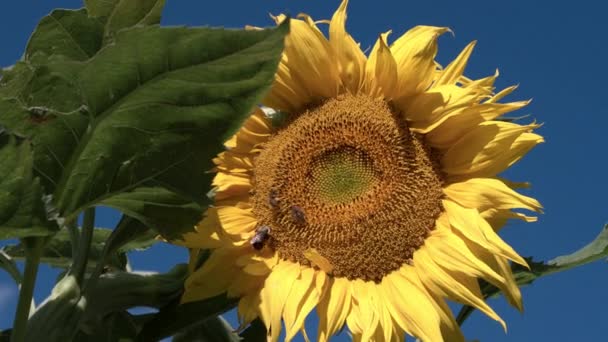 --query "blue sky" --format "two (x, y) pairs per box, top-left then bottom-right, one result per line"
(1, 1), (607, 341)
